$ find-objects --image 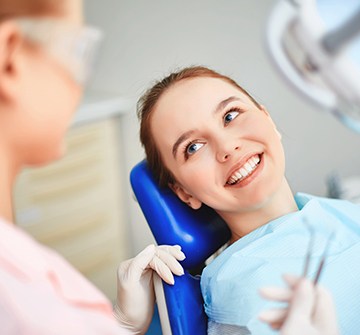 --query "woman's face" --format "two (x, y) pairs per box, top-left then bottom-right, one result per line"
(150, 77), (286, 216)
